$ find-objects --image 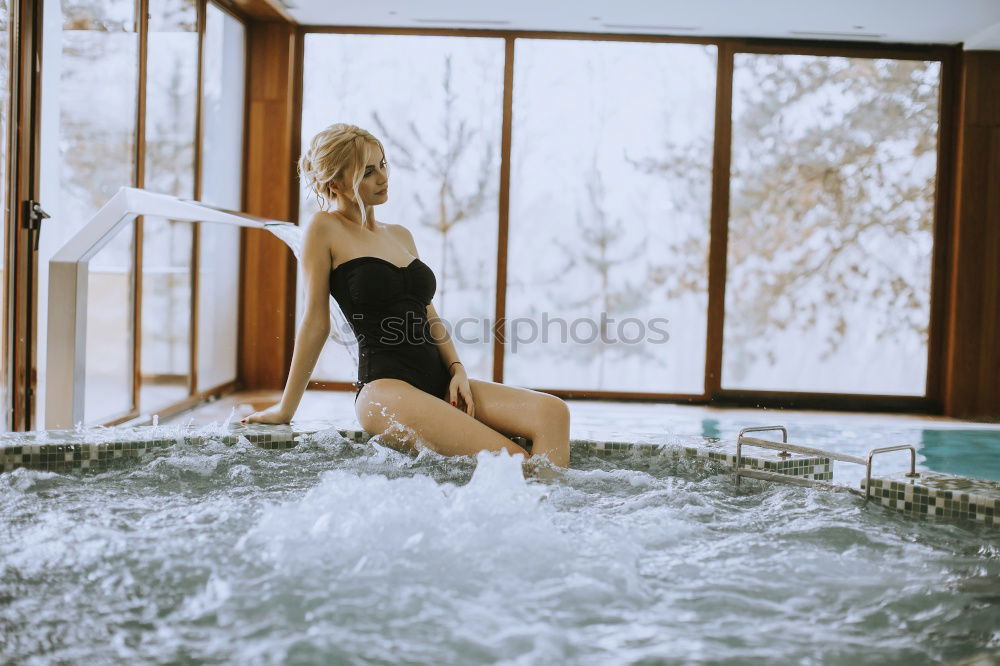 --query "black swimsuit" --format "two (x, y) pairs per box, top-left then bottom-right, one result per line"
(330, 256), (451, 403)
